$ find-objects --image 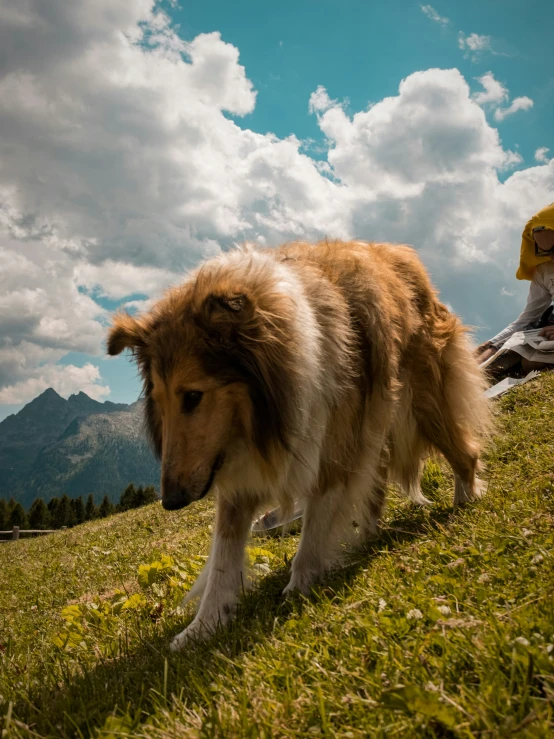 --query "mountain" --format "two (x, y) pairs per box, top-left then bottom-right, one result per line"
(0, 389), (160, 506)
